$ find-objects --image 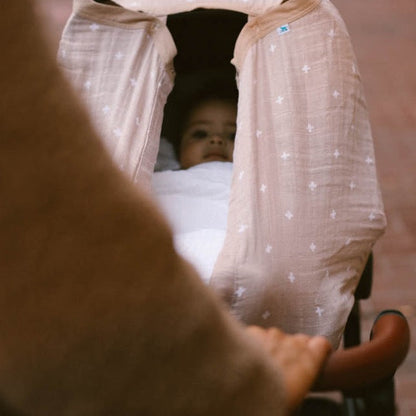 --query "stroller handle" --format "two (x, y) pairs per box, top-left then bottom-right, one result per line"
(314, 310), (410, 394)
